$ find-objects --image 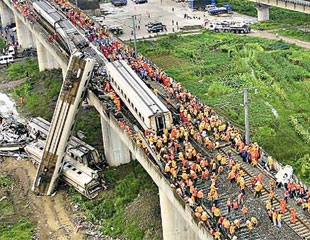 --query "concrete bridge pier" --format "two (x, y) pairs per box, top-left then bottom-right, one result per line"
(256, 3), (270, 22)
(36, 39), (61, 71)
(15, 15), (35, 49)
(159, 189), (198, 240)
(100, 116), (132, 166)
(0, 1), (14, 27)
